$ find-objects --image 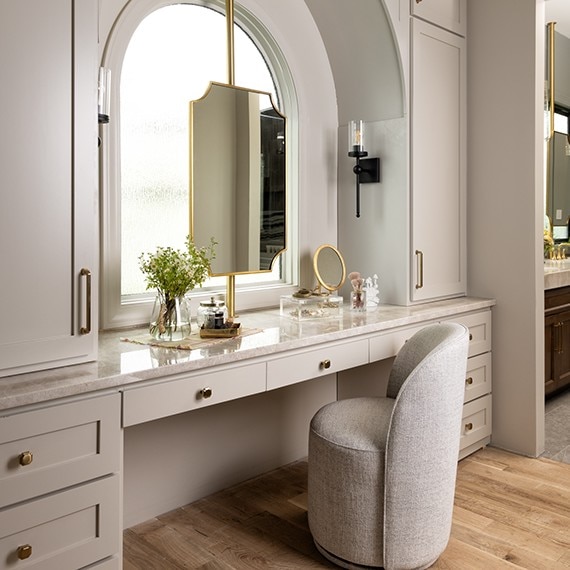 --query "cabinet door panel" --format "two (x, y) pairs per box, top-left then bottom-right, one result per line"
(0, 0), (98, 377)
(411, 0), (466, 36)
(411, 19), (466, 301)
